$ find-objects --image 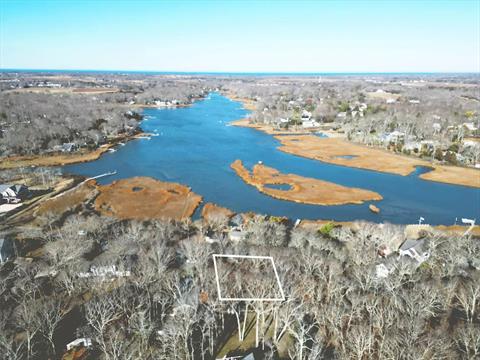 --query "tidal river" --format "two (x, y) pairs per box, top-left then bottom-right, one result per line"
(64, 93), (480, 225)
